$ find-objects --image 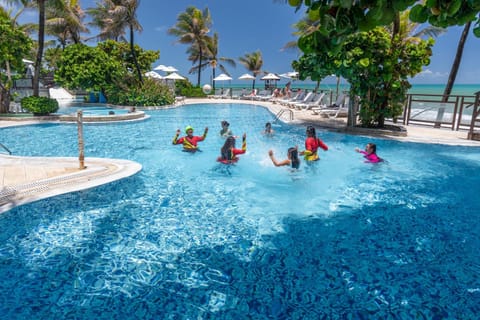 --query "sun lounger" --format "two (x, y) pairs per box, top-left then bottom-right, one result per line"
(278, 91), (304, 106)
(213, 88), (231, 99)
(295, 93), (325, 110)
(289, 92), (313, 108)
